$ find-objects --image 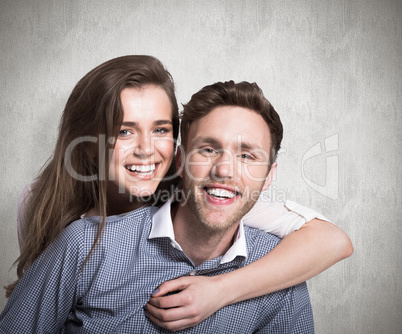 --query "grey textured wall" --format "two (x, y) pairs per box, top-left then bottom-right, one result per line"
(0, 0), (401, 333)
